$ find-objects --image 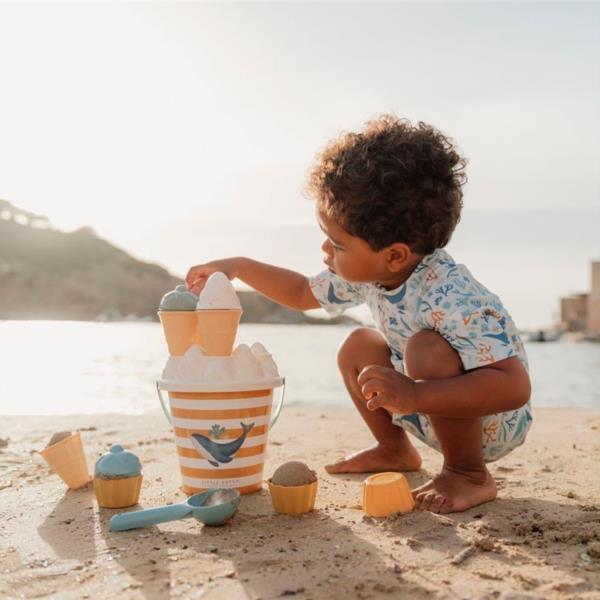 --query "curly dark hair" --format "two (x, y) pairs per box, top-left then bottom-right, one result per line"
(307, 115), (467, 254)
